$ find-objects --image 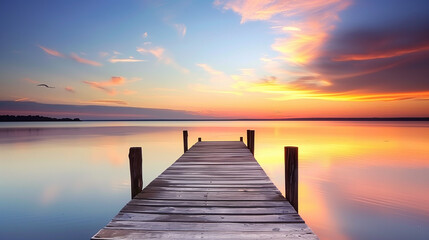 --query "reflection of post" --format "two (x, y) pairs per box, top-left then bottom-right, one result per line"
(246, 130), (250, 149)
(240, 137), (243, 142)
(183, 130), (188, 153)
(285, 146), (298, 212)
(129, 147), (142, 199)
(249, 130), (255, 155)
(198, 137), (202, 142)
